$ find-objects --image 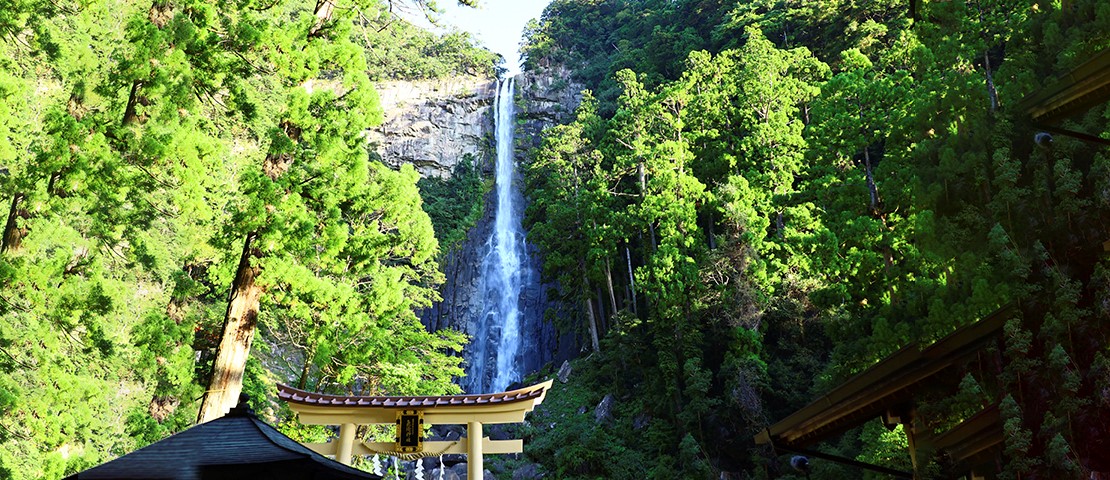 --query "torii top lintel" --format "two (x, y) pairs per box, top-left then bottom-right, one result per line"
(277, 380), (554, 425)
